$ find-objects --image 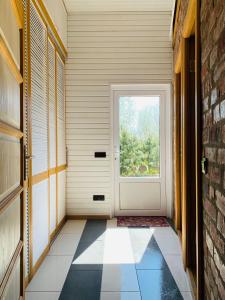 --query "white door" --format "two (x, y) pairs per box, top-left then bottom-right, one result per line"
(113, 87), (168, 216)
